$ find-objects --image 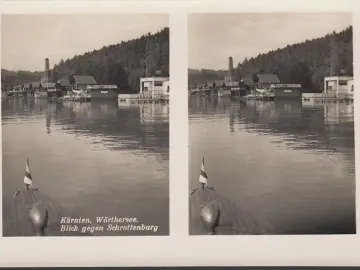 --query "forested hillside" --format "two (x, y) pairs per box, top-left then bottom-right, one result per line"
(188, 26), (353, 90)
(53, 27), (169, 92)
(237, 26), (352, 90)
(2, 28), (169, 93)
